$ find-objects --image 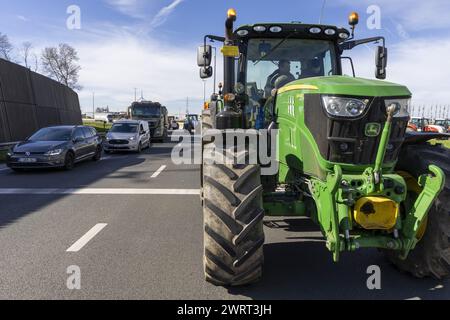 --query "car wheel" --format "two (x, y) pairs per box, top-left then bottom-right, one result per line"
(137, 143), (142, 153)
(64, 152), (75, 171)
(93, 146), (102, 161)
